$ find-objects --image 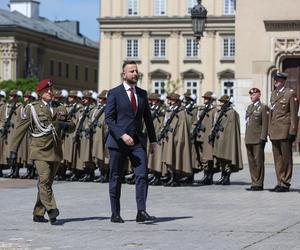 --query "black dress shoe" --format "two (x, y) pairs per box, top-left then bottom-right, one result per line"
(275, 186), (289, 192)
(110, 214), (124, 223)
(246, 186), (263, 191)
(136, 211), (156, 222)
(50, 218), (60, 225)
(48, 208), (59, 220)
(33, 215), (49, 223)
(269, 185), (280, 192)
